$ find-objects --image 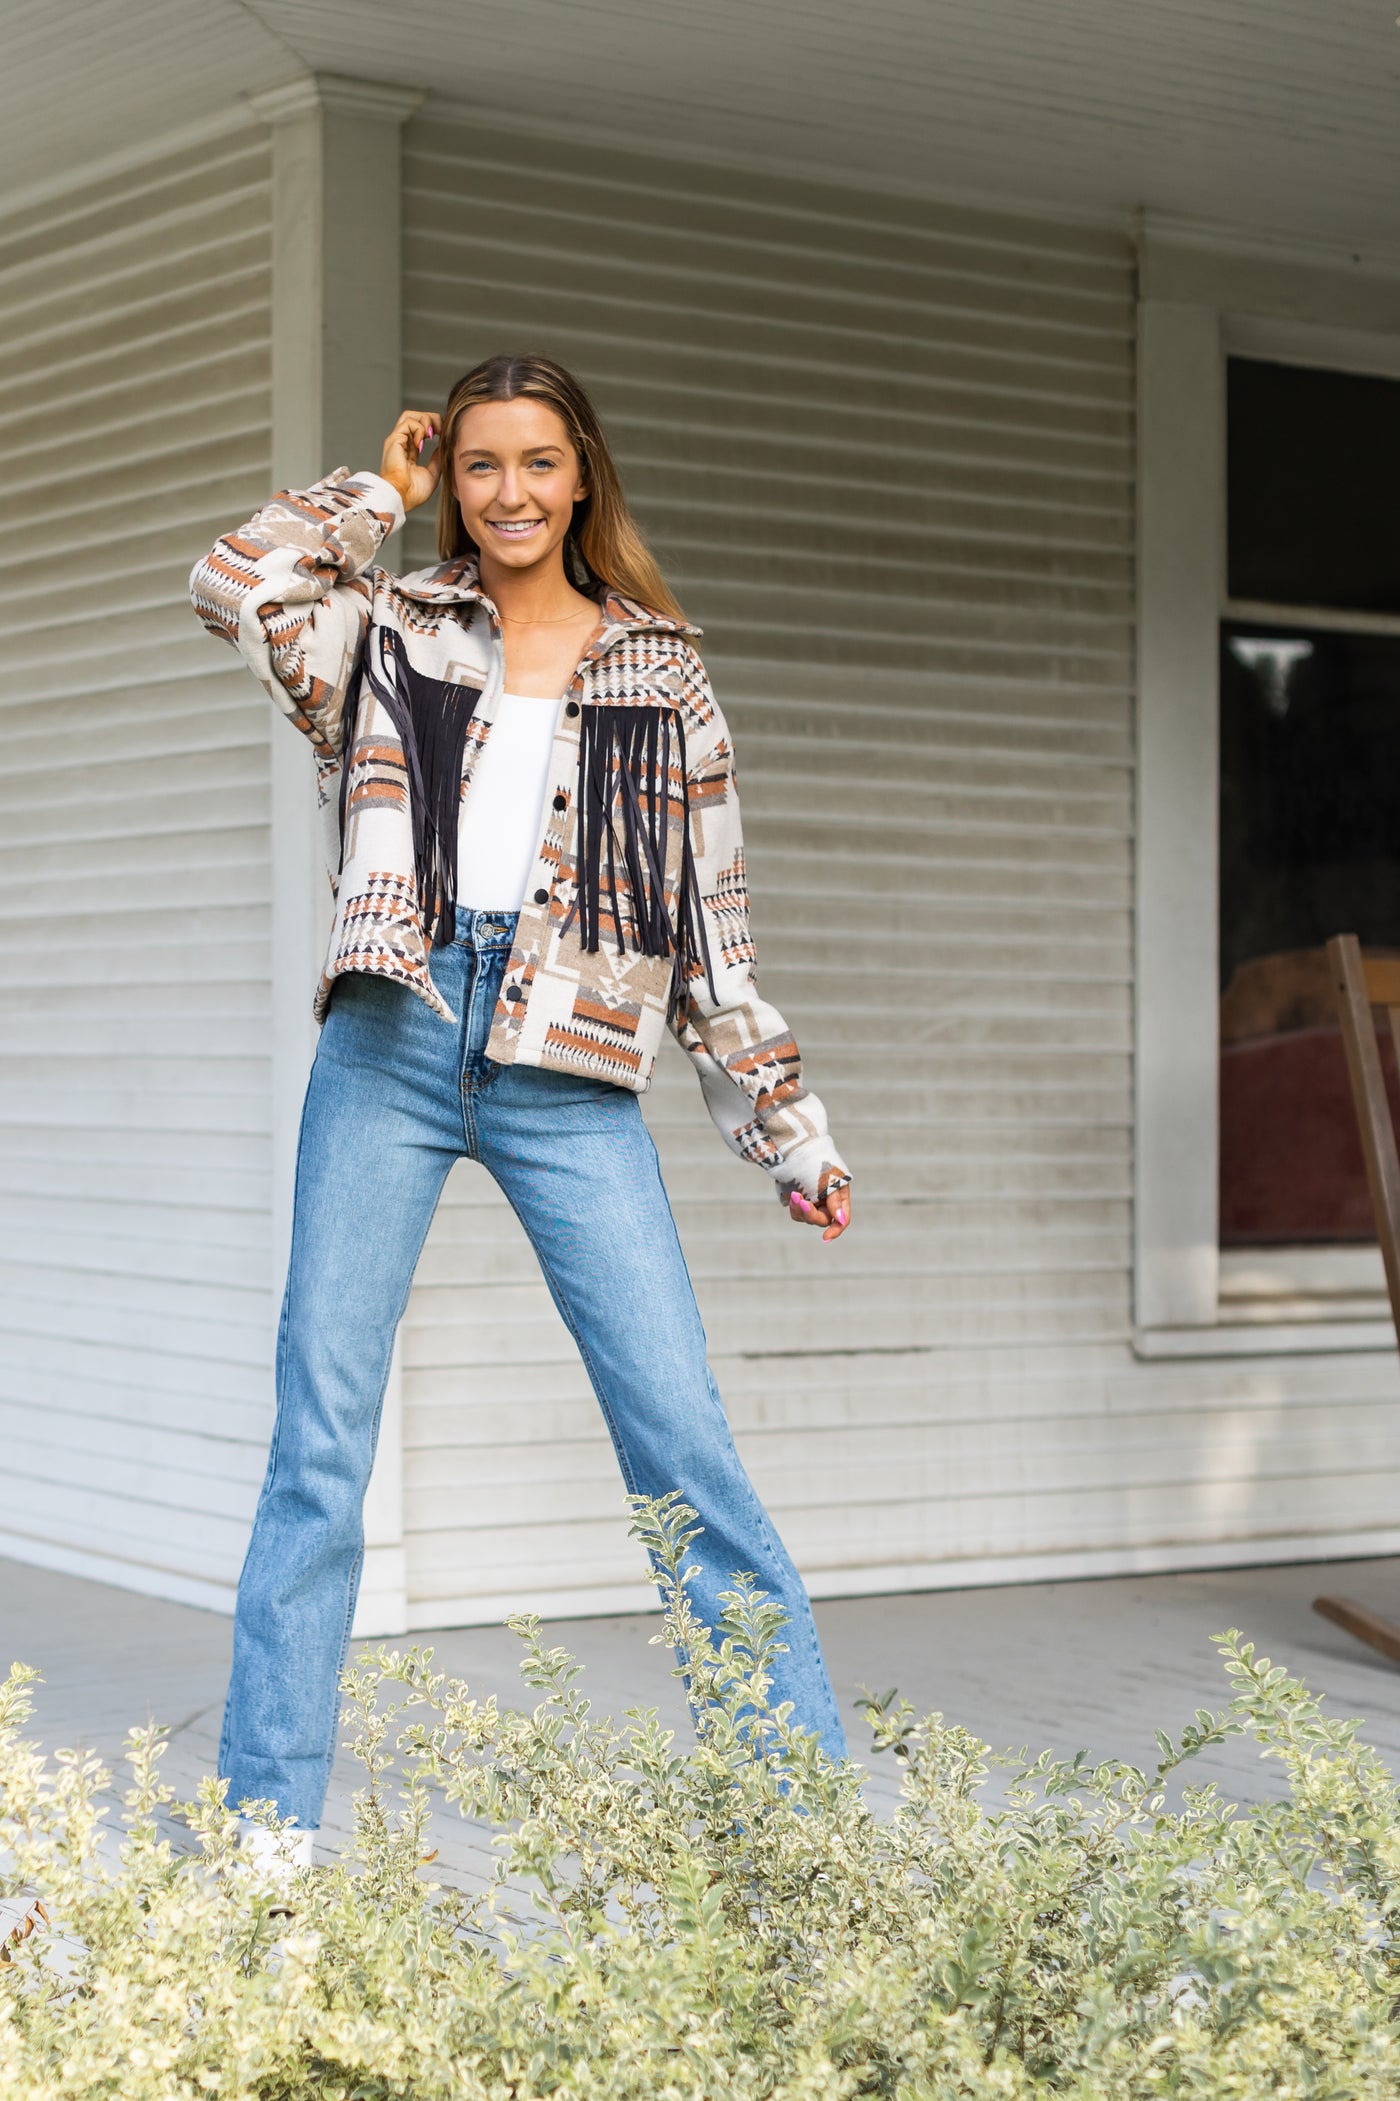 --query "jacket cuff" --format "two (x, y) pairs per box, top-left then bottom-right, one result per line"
(332, 468), (406, 536)
(772, 1135), (852, 1206)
